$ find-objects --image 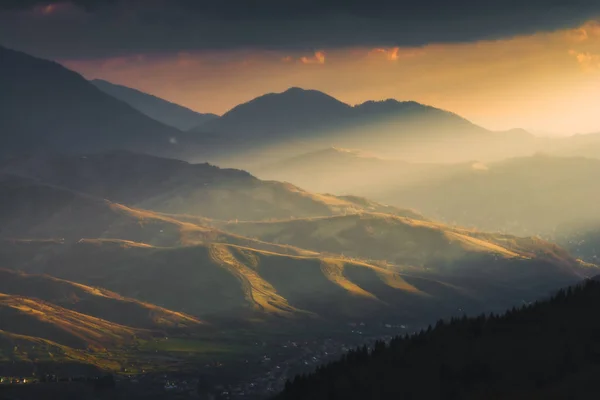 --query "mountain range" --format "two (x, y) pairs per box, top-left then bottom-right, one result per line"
(3, 44), (600, 397)
(0, 46), (201, 160)
(190, 88), (537, 166)
(91, 79), (218, 131)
